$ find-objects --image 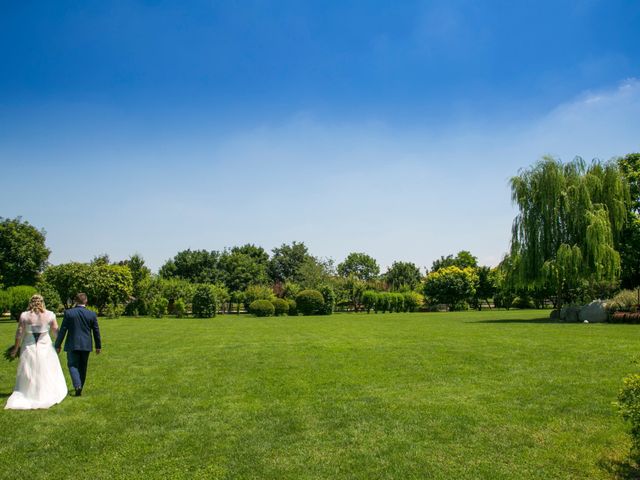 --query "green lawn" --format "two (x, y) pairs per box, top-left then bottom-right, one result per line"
(0, 310), (638, 479)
